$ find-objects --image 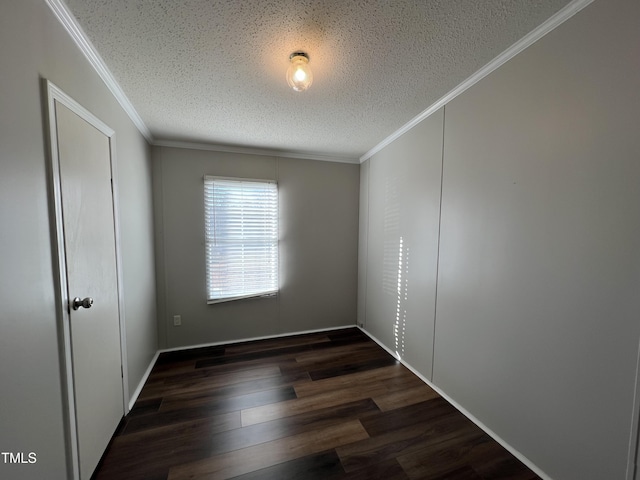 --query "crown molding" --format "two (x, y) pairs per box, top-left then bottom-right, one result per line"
(152, 139), (360, 164)
(359, 0), (595, 163)
(45, 0), (153, 142)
